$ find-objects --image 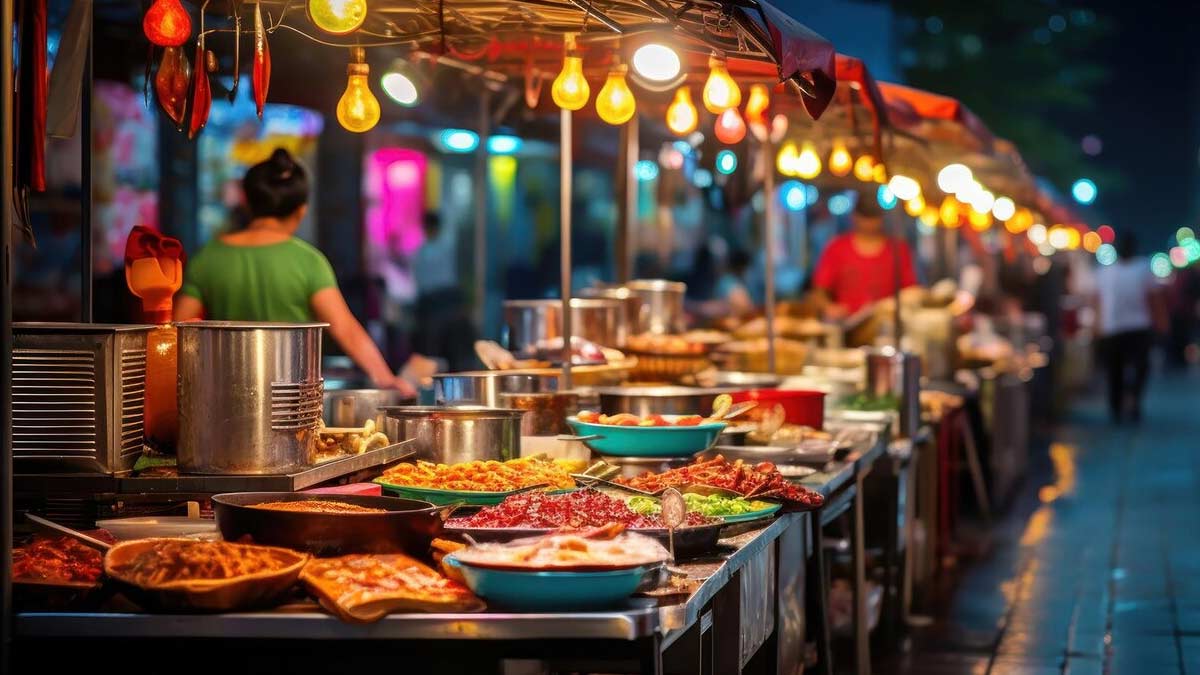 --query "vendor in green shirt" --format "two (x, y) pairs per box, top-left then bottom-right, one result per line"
(175, 149), (413, 395)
